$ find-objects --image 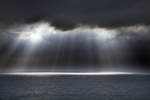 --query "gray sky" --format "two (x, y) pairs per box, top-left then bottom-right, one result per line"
(0, 0), (150, 72)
